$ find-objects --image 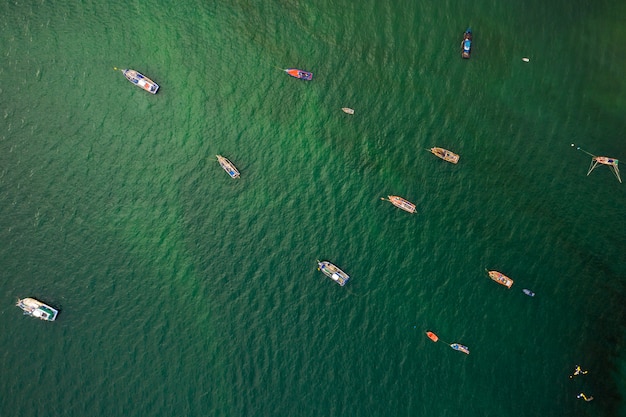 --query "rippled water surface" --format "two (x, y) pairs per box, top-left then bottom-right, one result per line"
(1, 1), (625, 416)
